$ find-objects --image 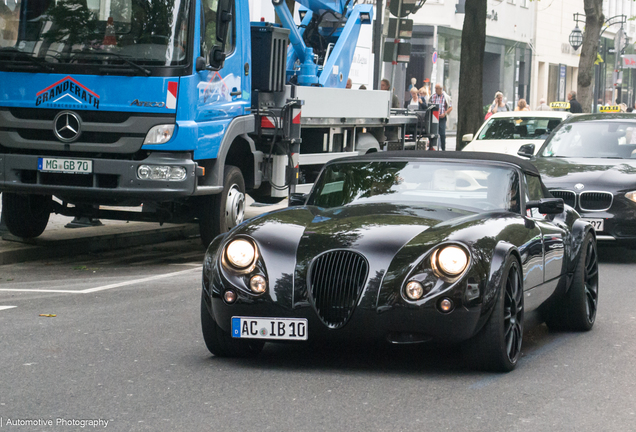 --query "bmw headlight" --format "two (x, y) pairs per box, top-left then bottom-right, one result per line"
(432, 245), (469, 277)
(224, 239), (257, 270)
(626, 191), (636, 203)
